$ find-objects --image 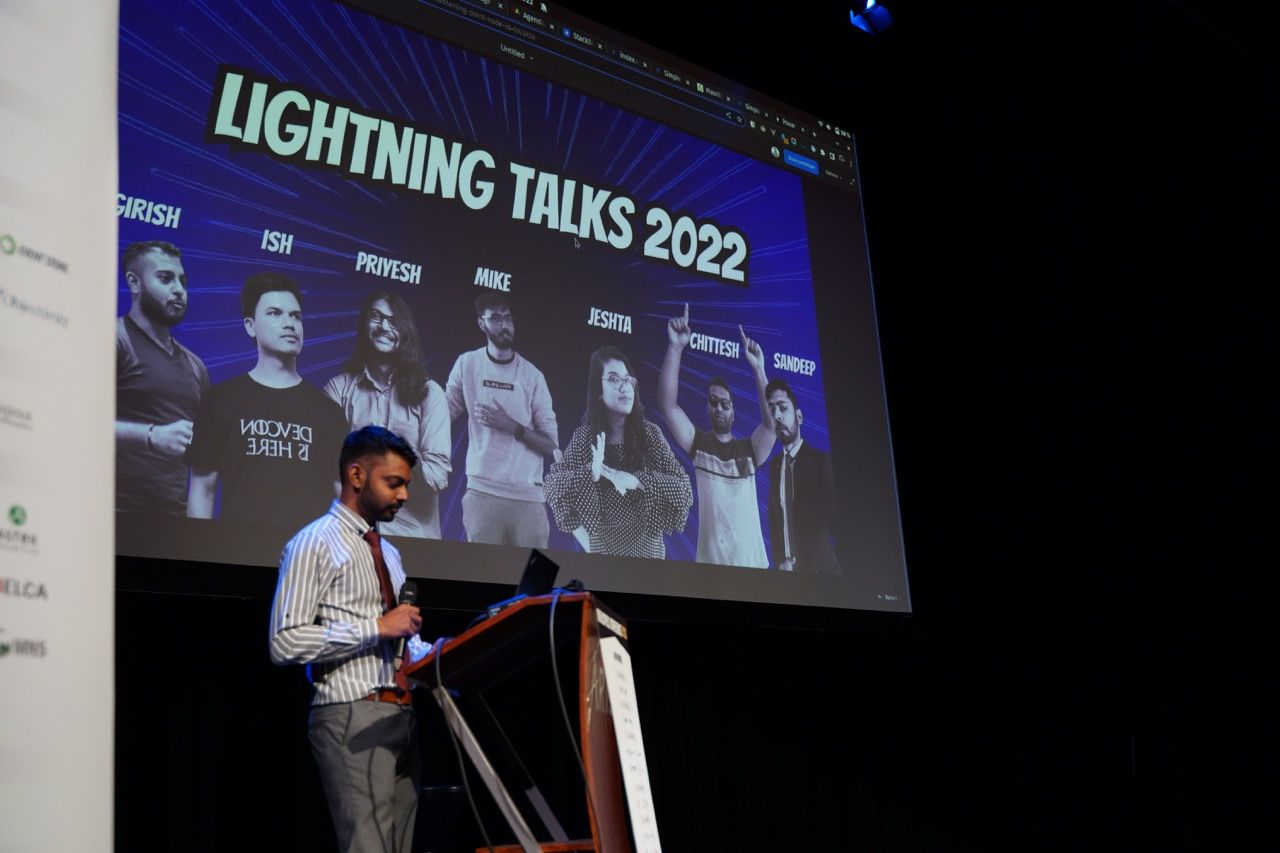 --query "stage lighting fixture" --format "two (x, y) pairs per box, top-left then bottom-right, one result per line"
(850, 0), (893, 33)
